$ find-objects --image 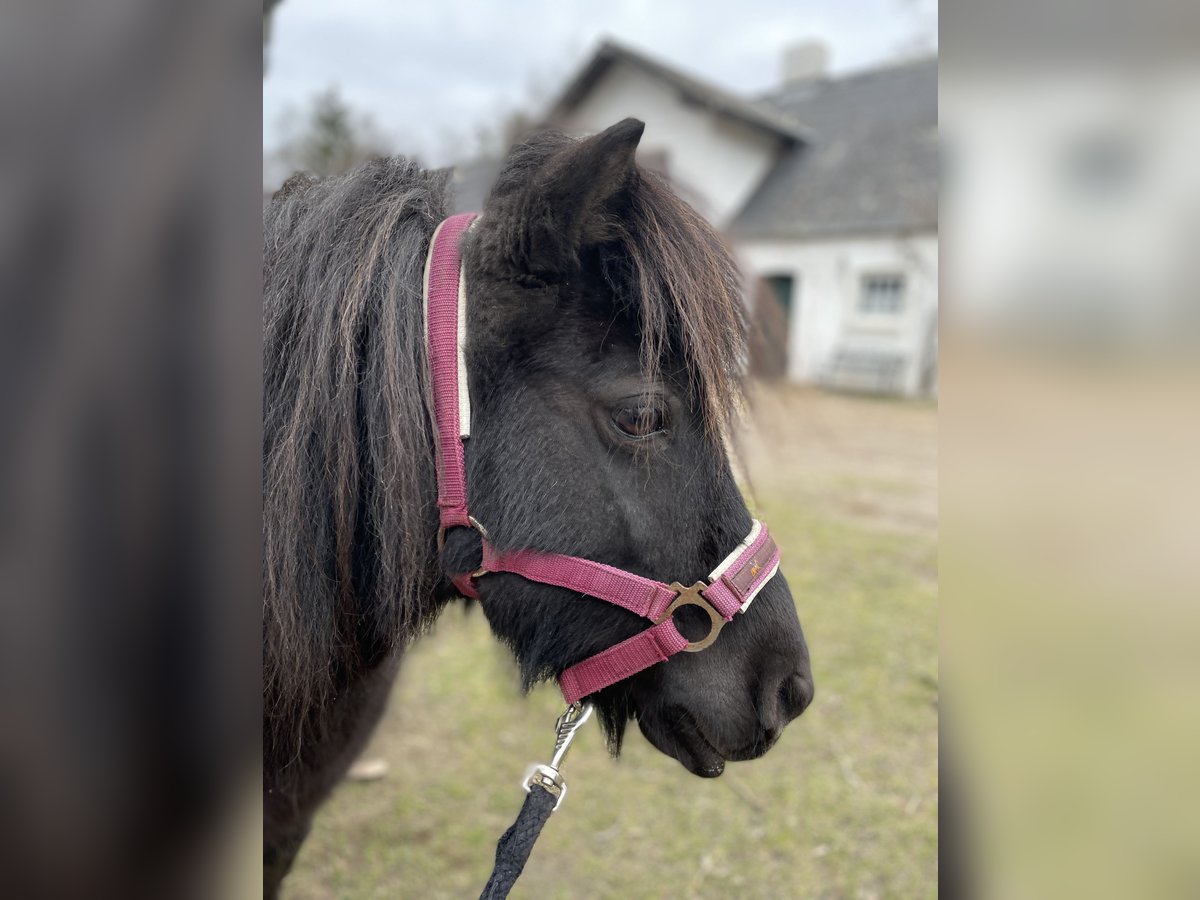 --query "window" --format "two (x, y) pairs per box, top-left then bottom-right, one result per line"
(859, 274), (906, 315)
